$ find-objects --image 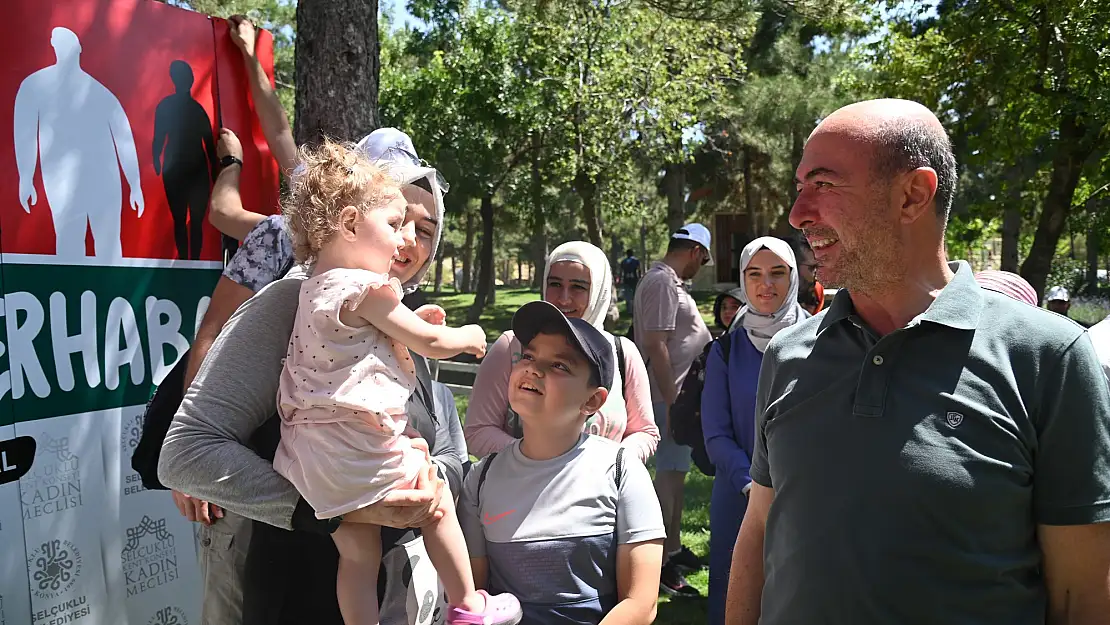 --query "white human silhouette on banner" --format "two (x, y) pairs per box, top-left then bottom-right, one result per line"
(14, 27), (144, 261)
